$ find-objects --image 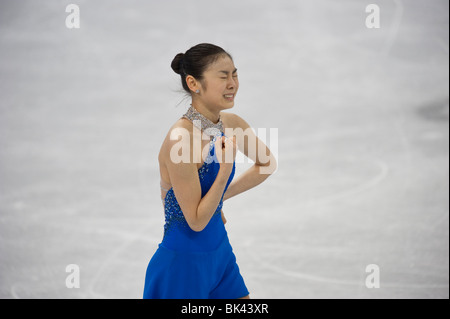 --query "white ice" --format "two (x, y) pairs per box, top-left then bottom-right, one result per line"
(0, 0), (448, 298)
